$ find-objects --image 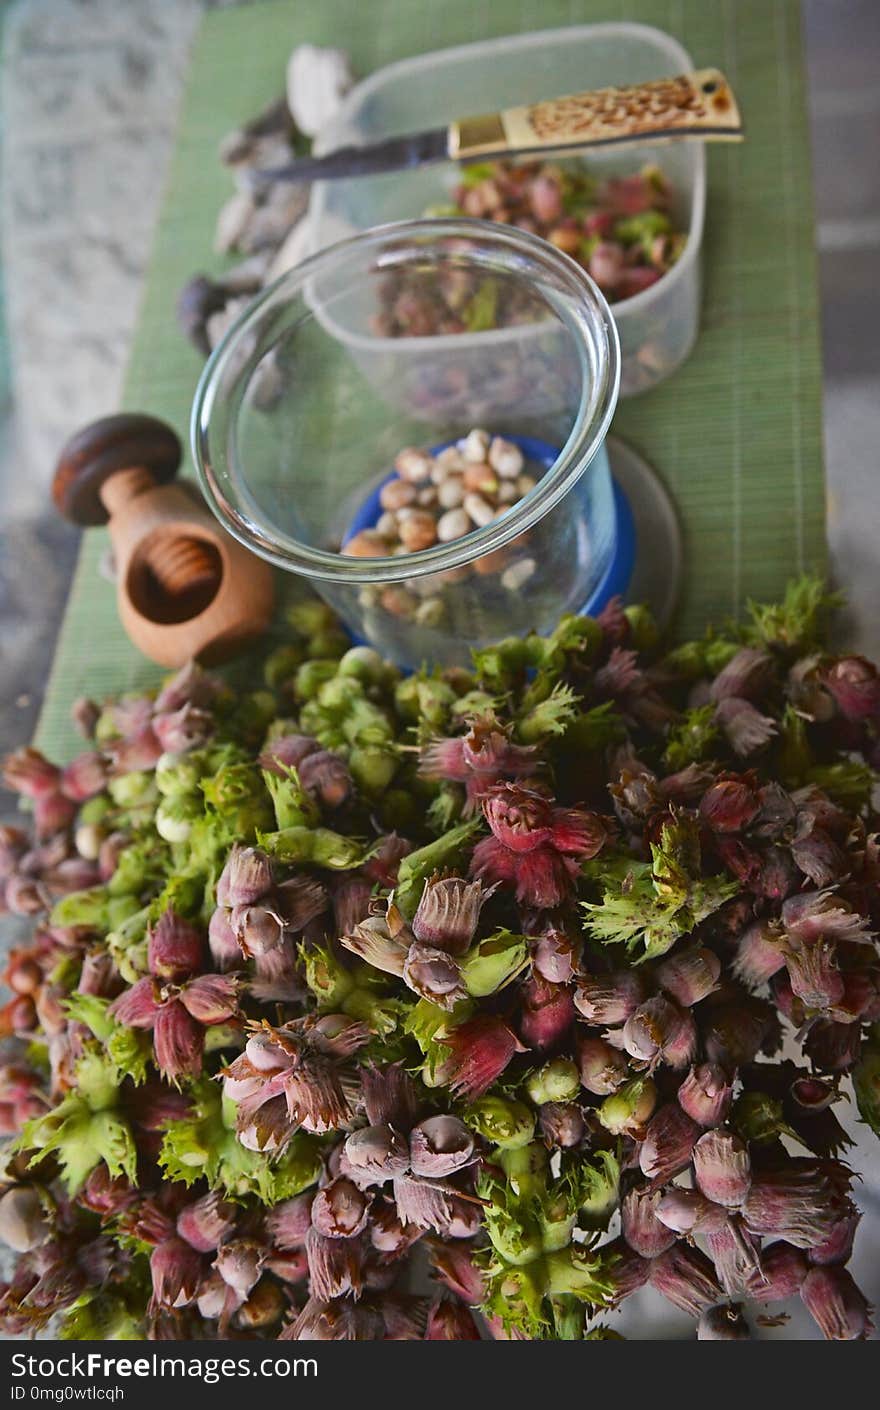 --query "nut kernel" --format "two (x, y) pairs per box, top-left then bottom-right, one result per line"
(462, 493), (495, 528)
(398, 510), (438, 552)
(474, 547), (511, 576)
(548, 226), (581, 255)
(501, 558), (537, 591)
(379, 478), (417, 512)
(380, 587), (418, 618)
(437, 477), (465, 509)
(394, 447), (434, 483)
(436, 507), (472, 542)
(489, 437), (525, 478)
(415, 597), (447, 627)
(343, 529), (389, 558)
(461, 429), (491, 462)
(463, 464), (500, 497)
